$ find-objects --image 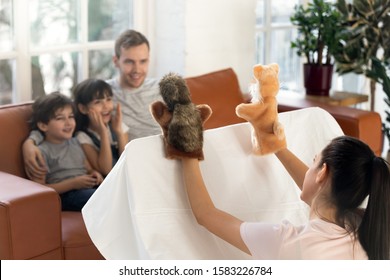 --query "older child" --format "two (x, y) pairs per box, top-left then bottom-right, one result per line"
(30, 92), (103, 211)
(73, 78), (128, 176)
(182, 136), (390, 259)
